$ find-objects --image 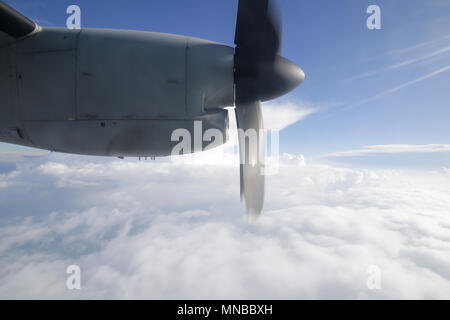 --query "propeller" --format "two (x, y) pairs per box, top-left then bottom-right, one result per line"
(234, 0), (305, 218)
